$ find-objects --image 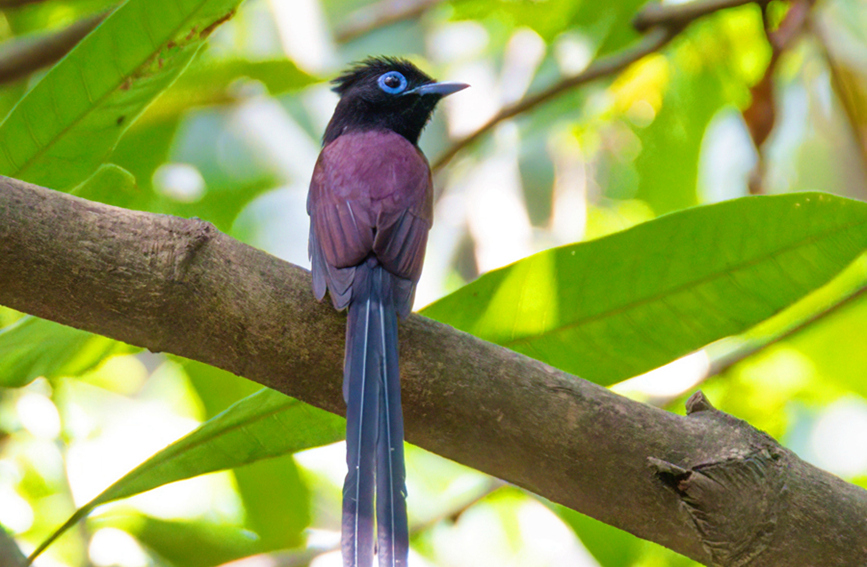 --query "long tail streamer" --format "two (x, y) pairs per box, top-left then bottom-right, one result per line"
(342, 260), (408, 567)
